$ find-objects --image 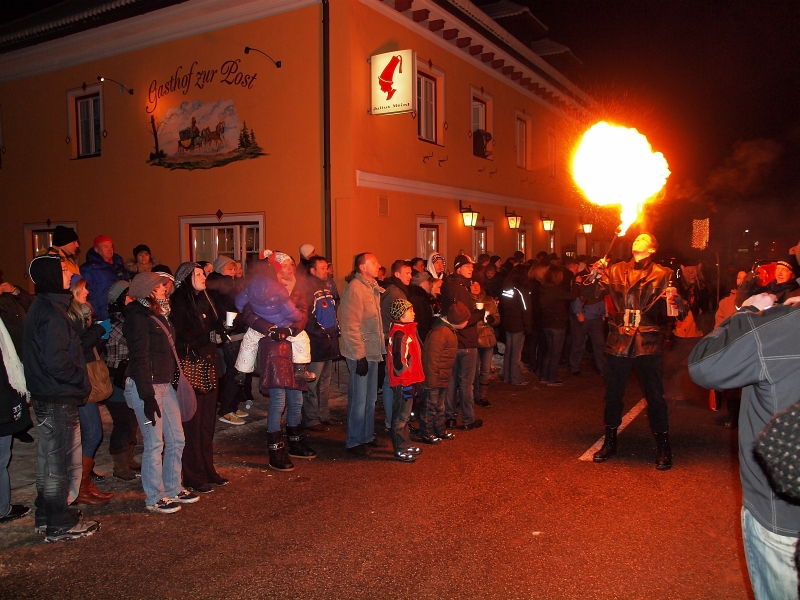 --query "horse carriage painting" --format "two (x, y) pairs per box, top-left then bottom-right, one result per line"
(147, 98), (265, 170)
